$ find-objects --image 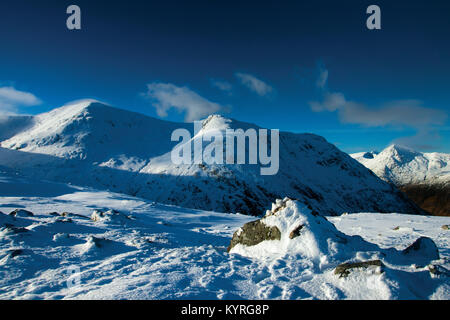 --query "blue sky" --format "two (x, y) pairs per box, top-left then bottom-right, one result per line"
(0, 0), (449, 153)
